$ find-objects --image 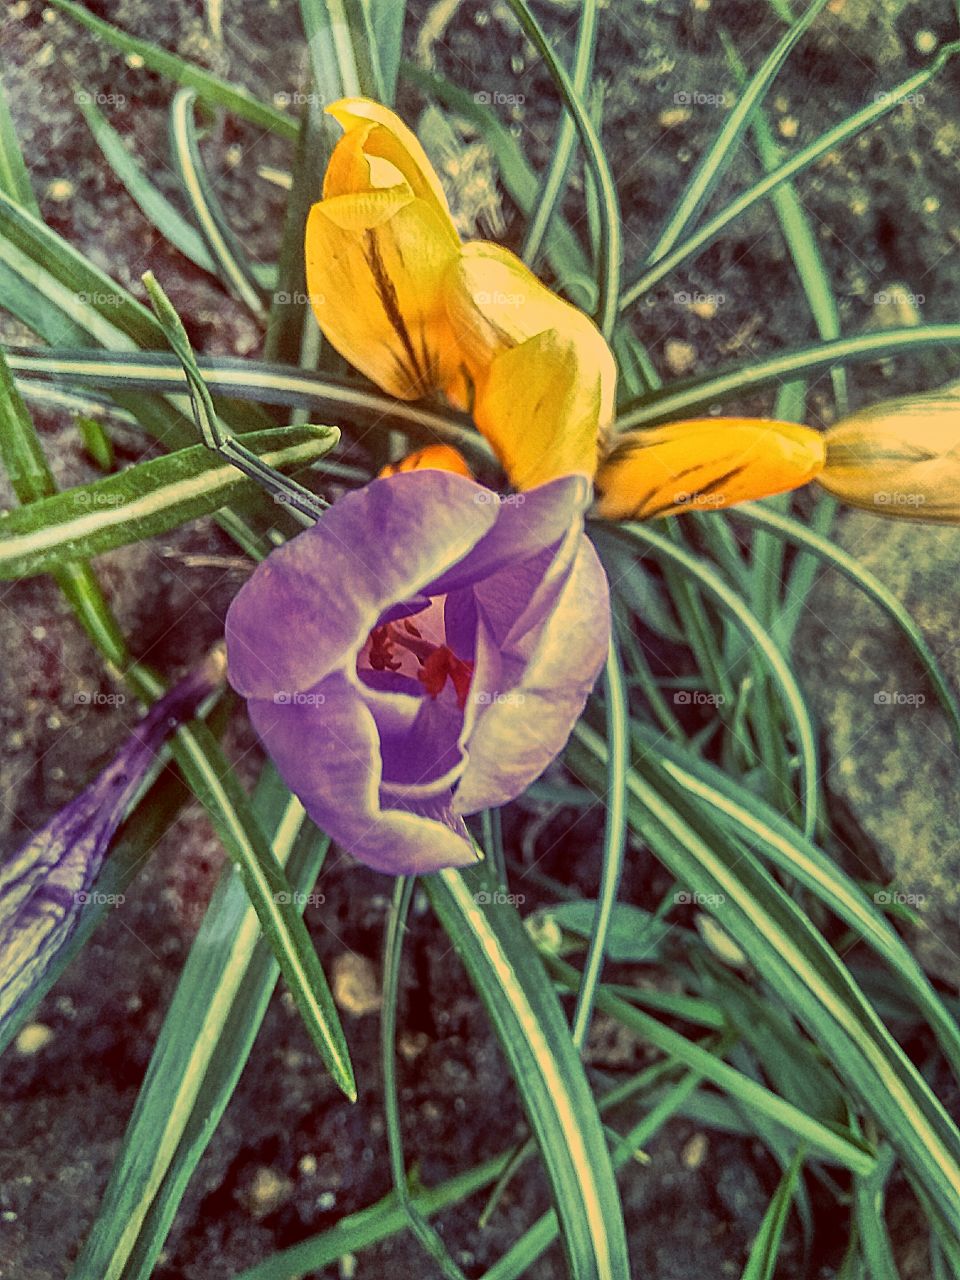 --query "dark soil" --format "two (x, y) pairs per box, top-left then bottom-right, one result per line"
(1, 0), (958, 1276)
